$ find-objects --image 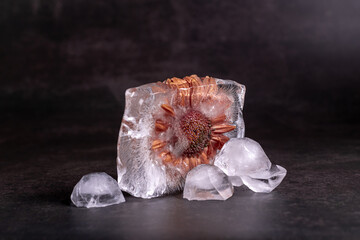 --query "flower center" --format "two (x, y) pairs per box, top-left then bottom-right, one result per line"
(180, 110), (212, 157)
